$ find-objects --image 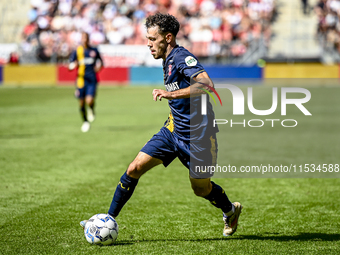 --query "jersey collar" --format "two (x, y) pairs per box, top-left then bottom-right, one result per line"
(163, 44), (179, 67)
